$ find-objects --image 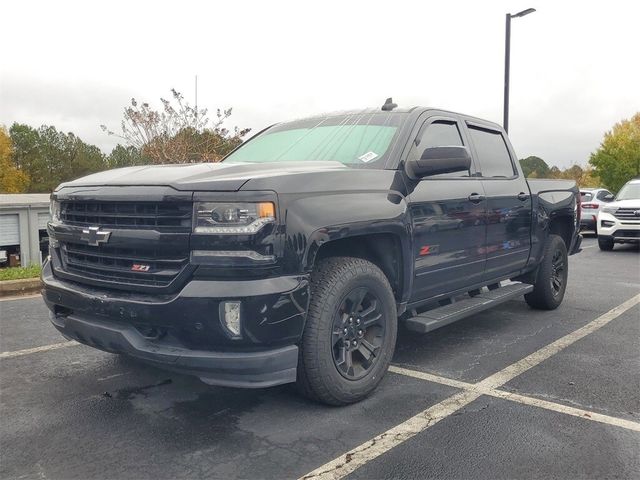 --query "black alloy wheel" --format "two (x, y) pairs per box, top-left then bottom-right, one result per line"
(550, 249), (566, 297)
(331, 287), (385, 380)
